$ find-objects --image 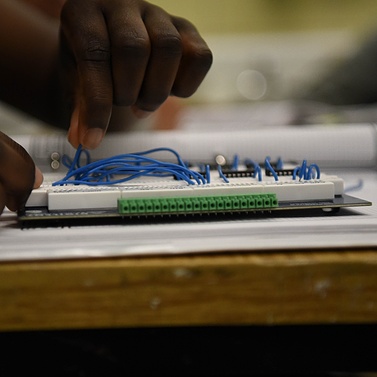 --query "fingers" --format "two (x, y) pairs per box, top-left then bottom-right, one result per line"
(61, 0), (213, 149)
(131, 6), (213, 111)
(133, 5), (183, 112)
(105, 6), (150, 108)
(0, 132), (43, 214)
(61, 1), (113, 149)
(171, 17), (213, 98)
(34, 166), (44, 189)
